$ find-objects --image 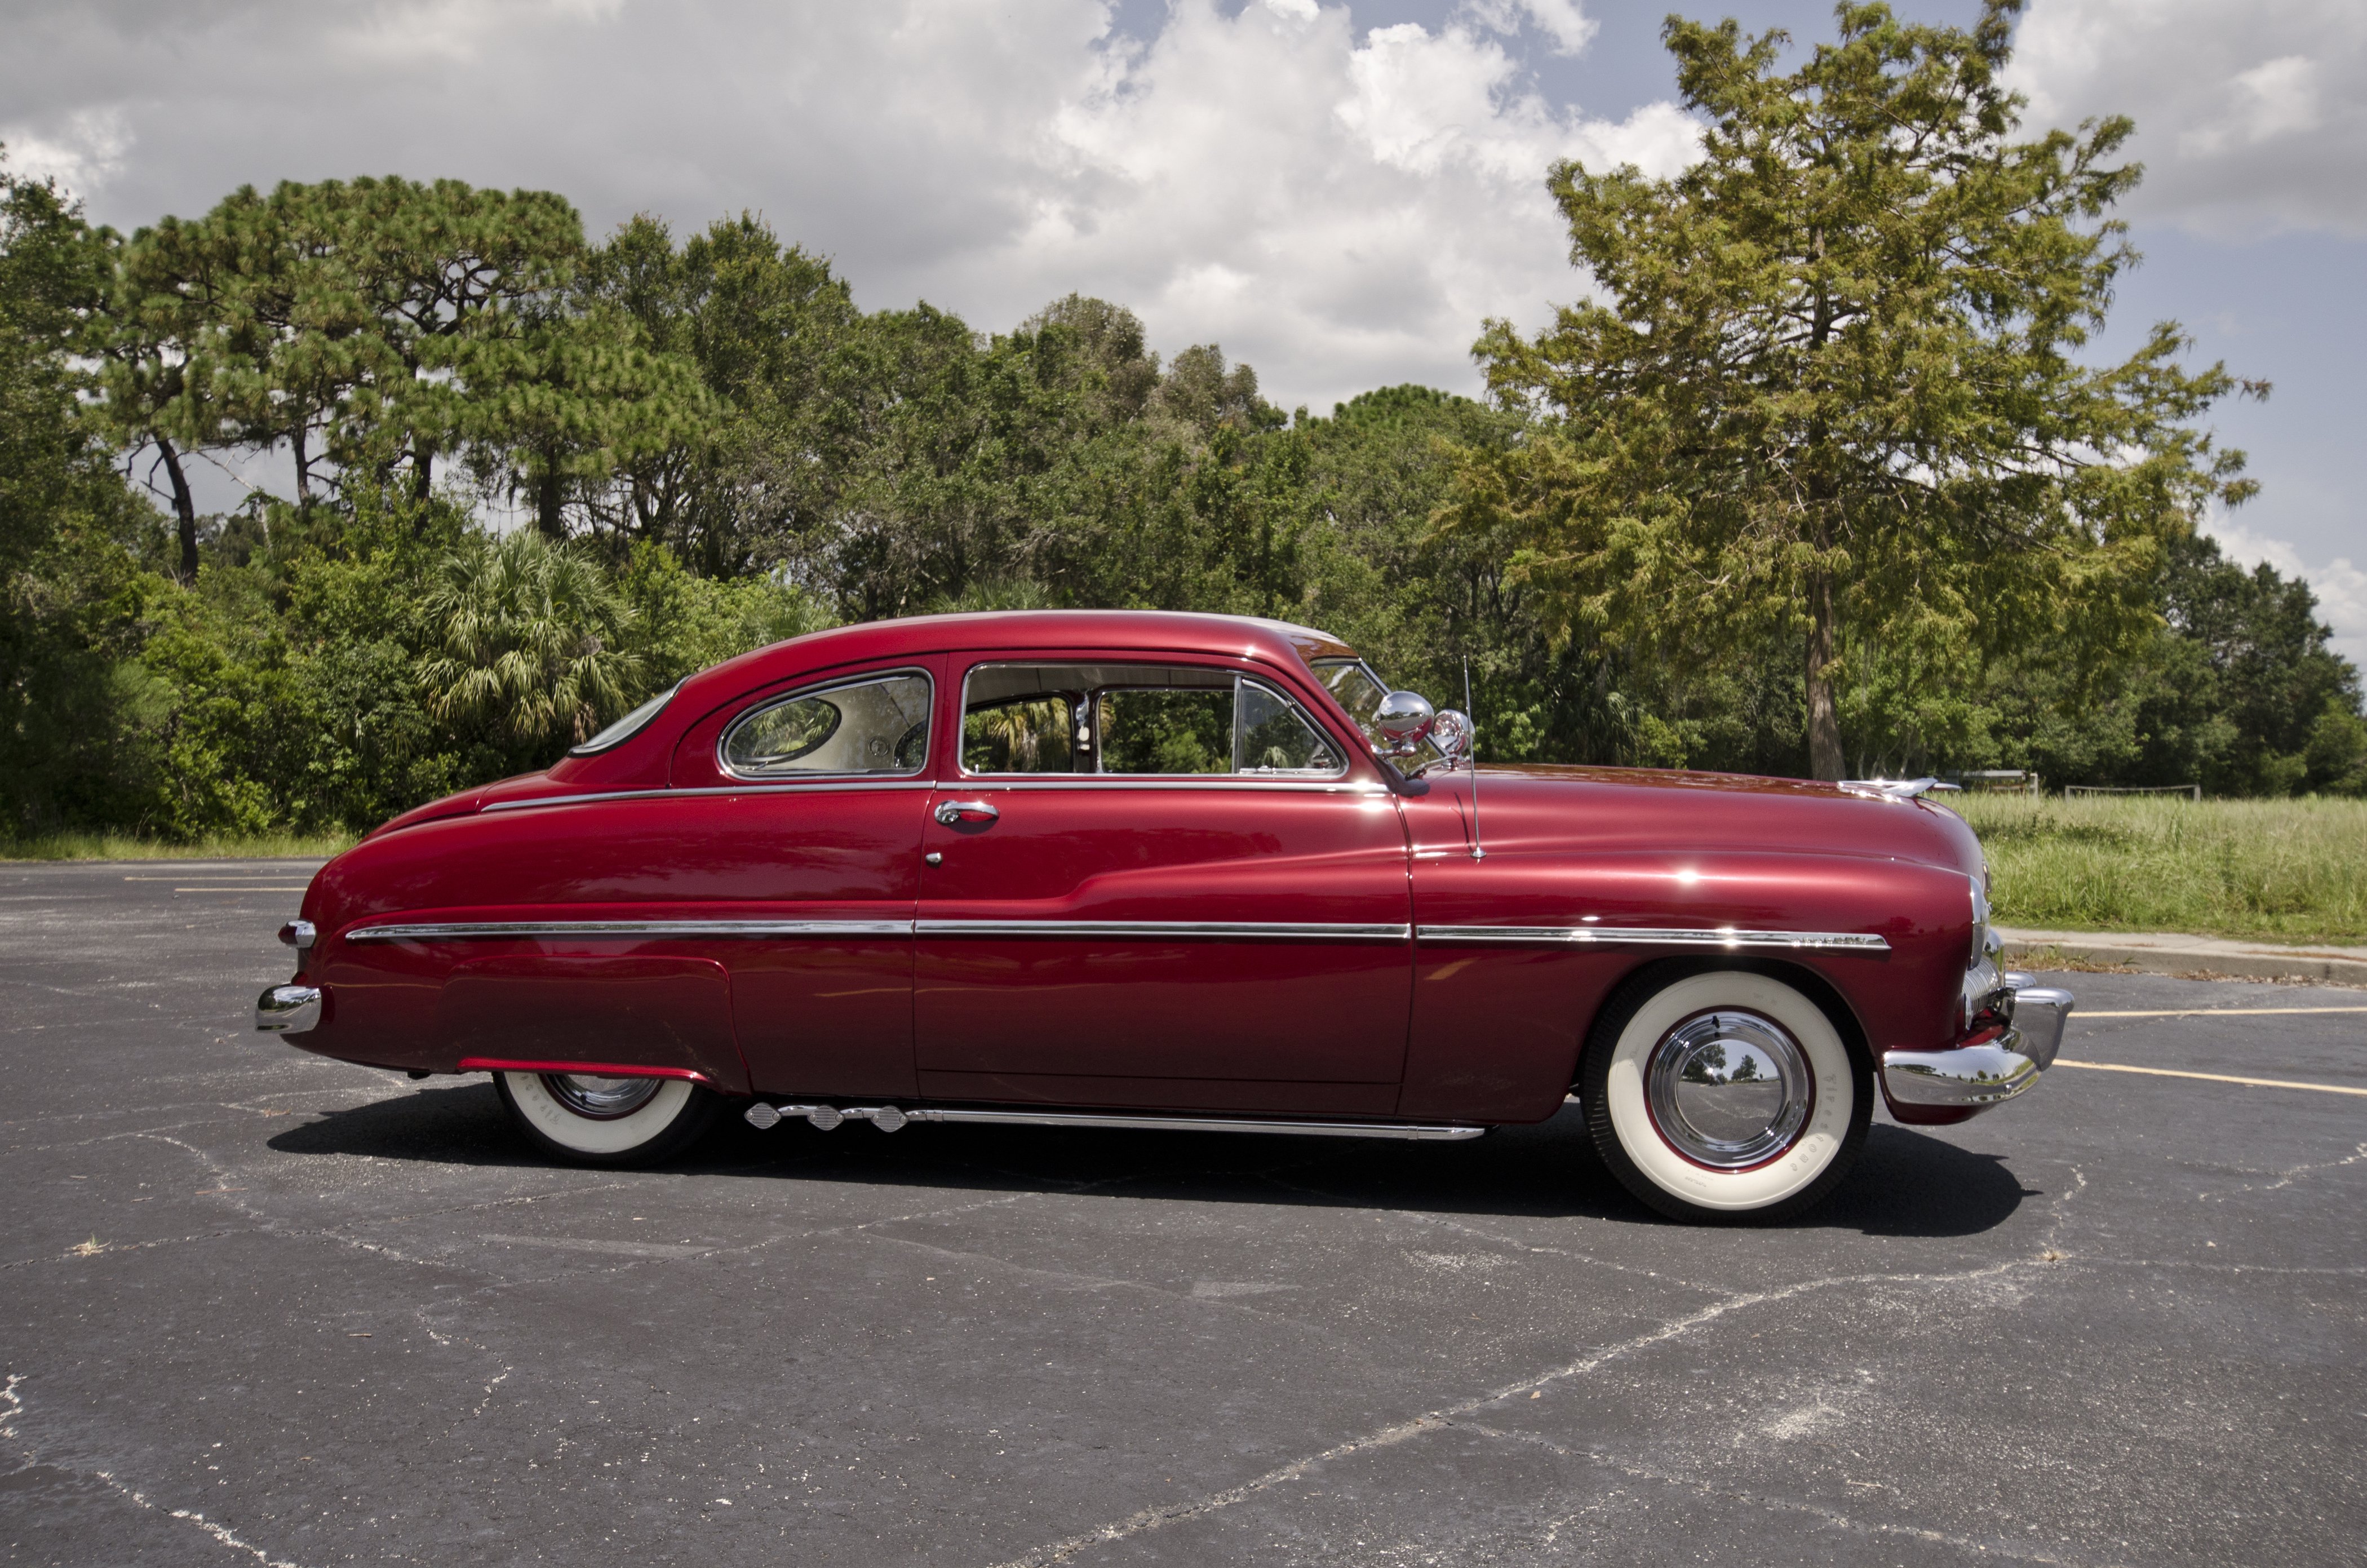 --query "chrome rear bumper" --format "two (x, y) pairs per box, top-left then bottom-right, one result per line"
(1882, 975), (2075, 1111)
(255, 984), (322, 1033)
